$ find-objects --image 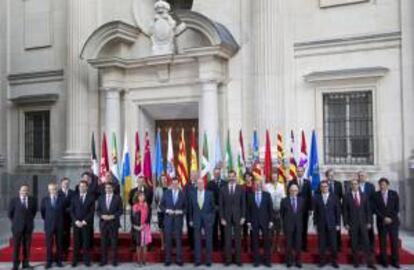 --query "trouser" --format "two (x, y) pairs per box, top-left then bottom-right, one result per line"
(73, 226), (92, 264)
(318, 226), (338, 263)
(251, 225), (271, 265)
(378, 224), (399, 265)
(61, 221), (71, 255)
(349, 224), (374, 265)
(186, 215), (194, 248)
(212, 210), (224, 249)
(302, 212), (309, 251)
(164, 218), (183, 264)
(100, 224), (119, 264)
(194, 225), (213, 264)
(224, 222), (242, 264)
(285, 225), (302, 264)
(12, 229), (32, 268)
(45, 229), (63, 264)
